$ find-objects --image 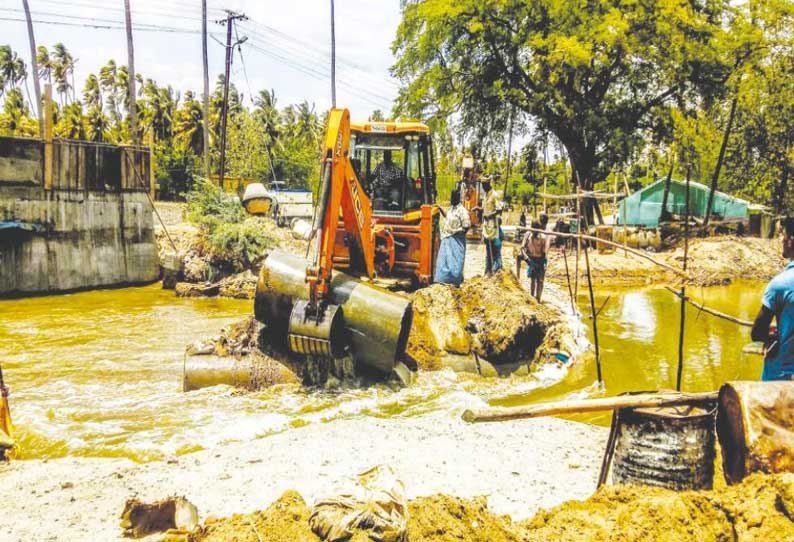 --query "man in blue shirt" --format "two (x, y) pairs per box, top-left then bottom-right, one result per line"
(752, 217), (794, 380)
